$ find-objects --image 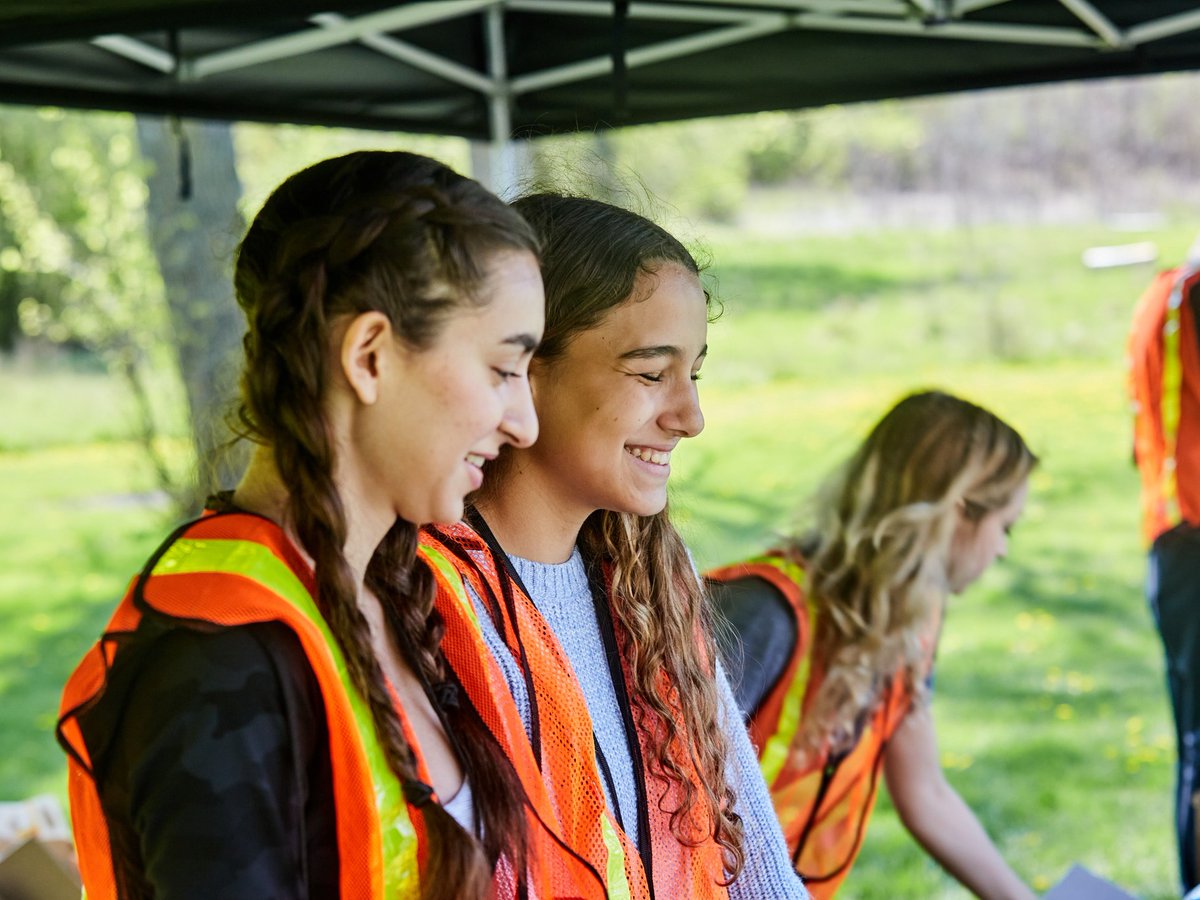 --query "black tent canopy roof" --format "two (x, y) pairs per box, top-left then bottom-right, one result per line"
(1, 1), (1200, 139)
